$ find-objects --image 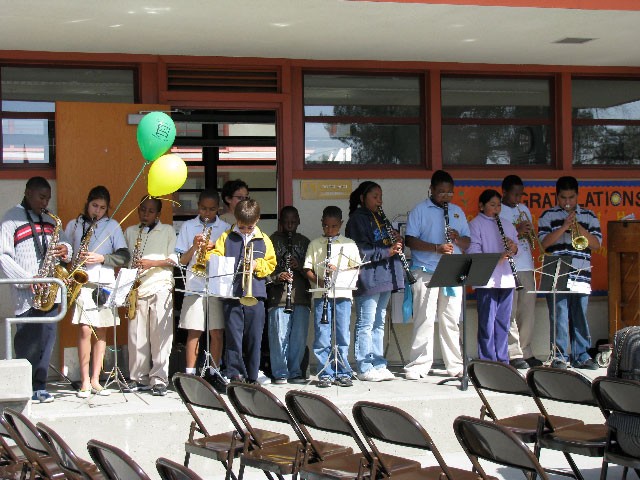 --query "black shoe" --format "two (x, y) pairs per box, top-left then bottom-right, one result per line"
(572, 358), (599, 370)
(317, 377), (332, 388)
(152, 384), (167, 396)
(525, 357), (543, 367)
(205, 372), (229, 394)
(123, 381), (151, 393)
(550, 359), (568, 369)
(334, 376), (353, 387)
(289, 377), (307, 384)
(229, 375), (245, 383)
(274, 378), (288, 385)
(509, 358), (529, 370)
